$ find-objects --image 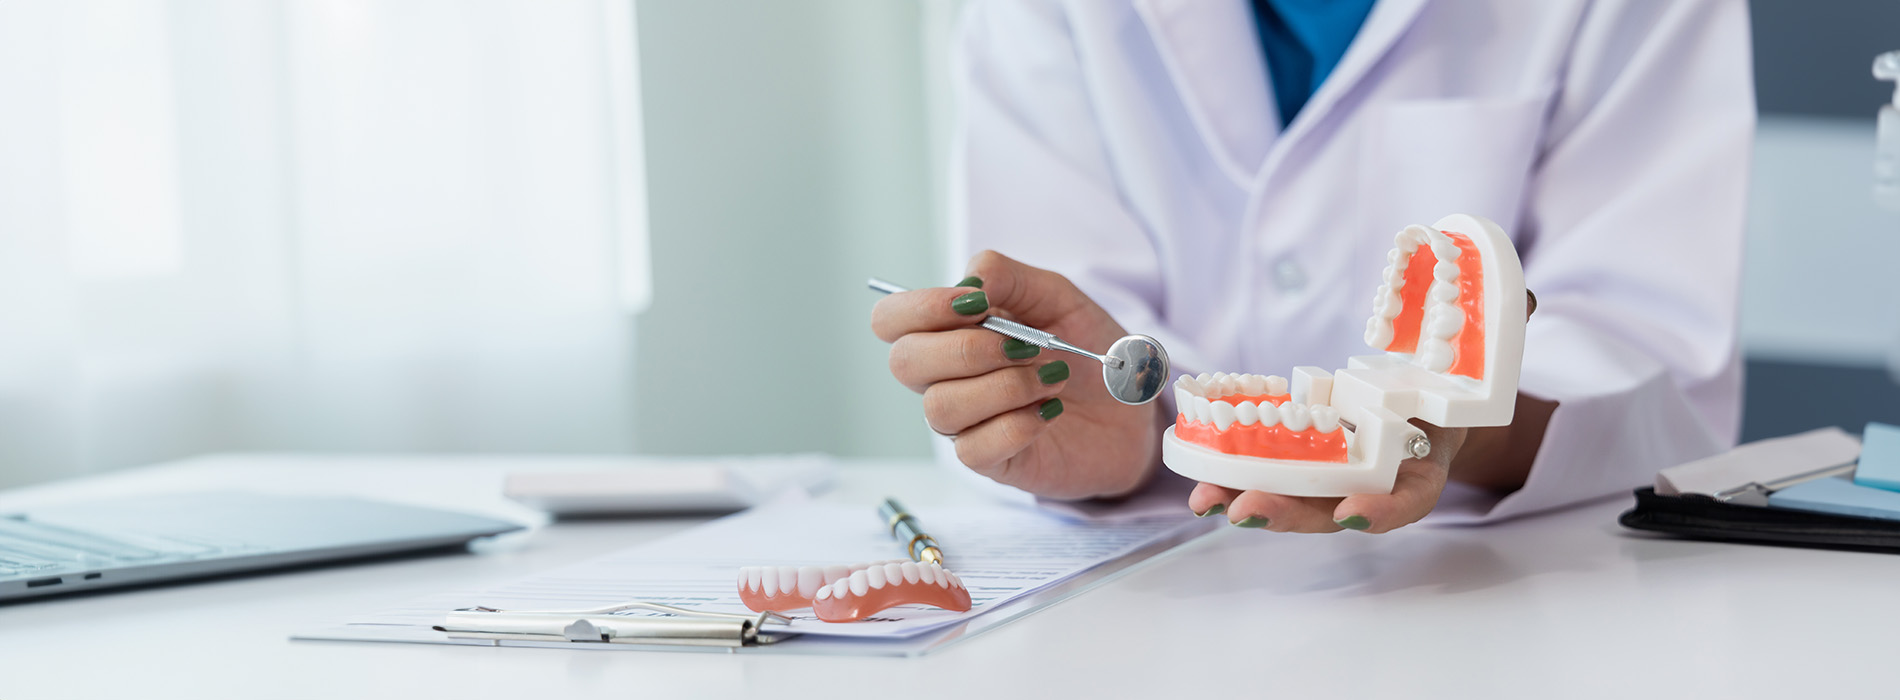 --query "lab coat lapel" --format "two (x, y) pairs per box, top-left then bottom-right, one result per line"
(1134, 0), (1277, 187)
(1262, 0), (1433, 180)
